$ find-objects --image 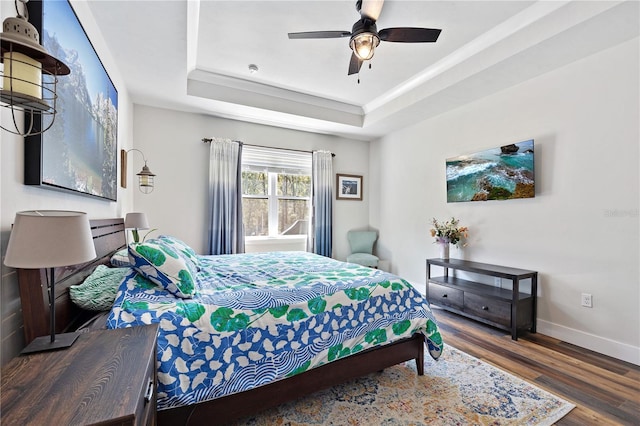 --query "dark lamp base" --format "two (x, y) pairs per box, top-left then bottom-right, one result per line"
(21, 332), (80, 355)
